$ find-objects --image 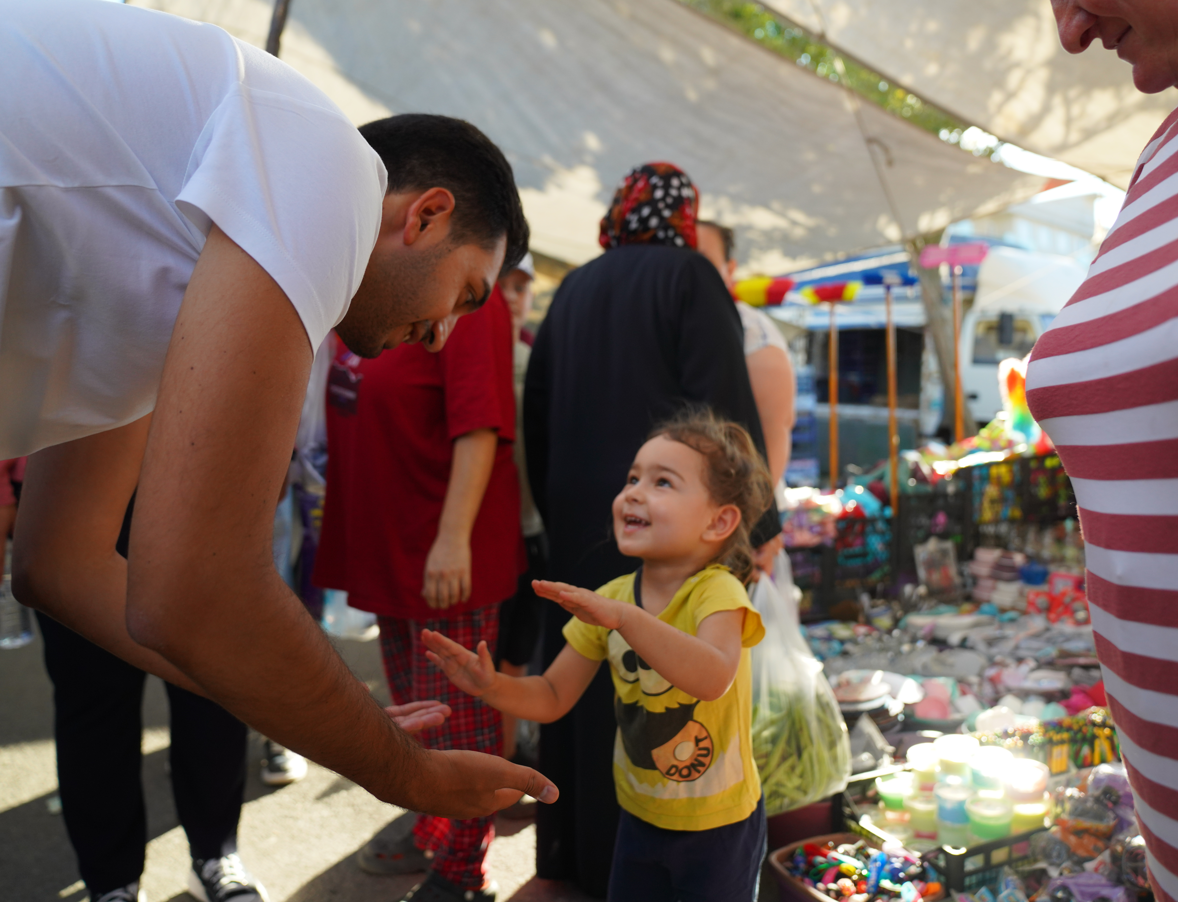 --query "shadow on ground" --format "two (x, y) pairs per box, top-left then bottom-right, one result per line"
(2, 625), (605, 902)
